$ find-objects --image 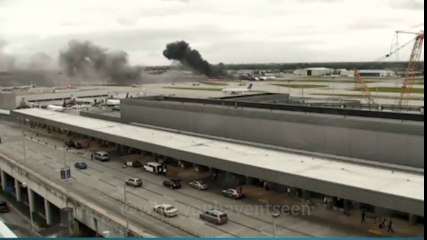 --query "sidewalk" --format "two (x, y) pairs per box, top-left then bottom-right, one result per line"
(243, 185), (424, 237)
